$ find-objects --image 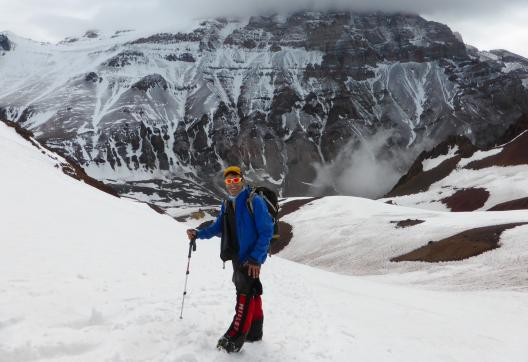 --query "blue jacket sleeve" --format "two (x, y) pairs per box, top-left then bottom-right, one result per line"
(248, 196), (274, 264)
(196, 203), (224, 239)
